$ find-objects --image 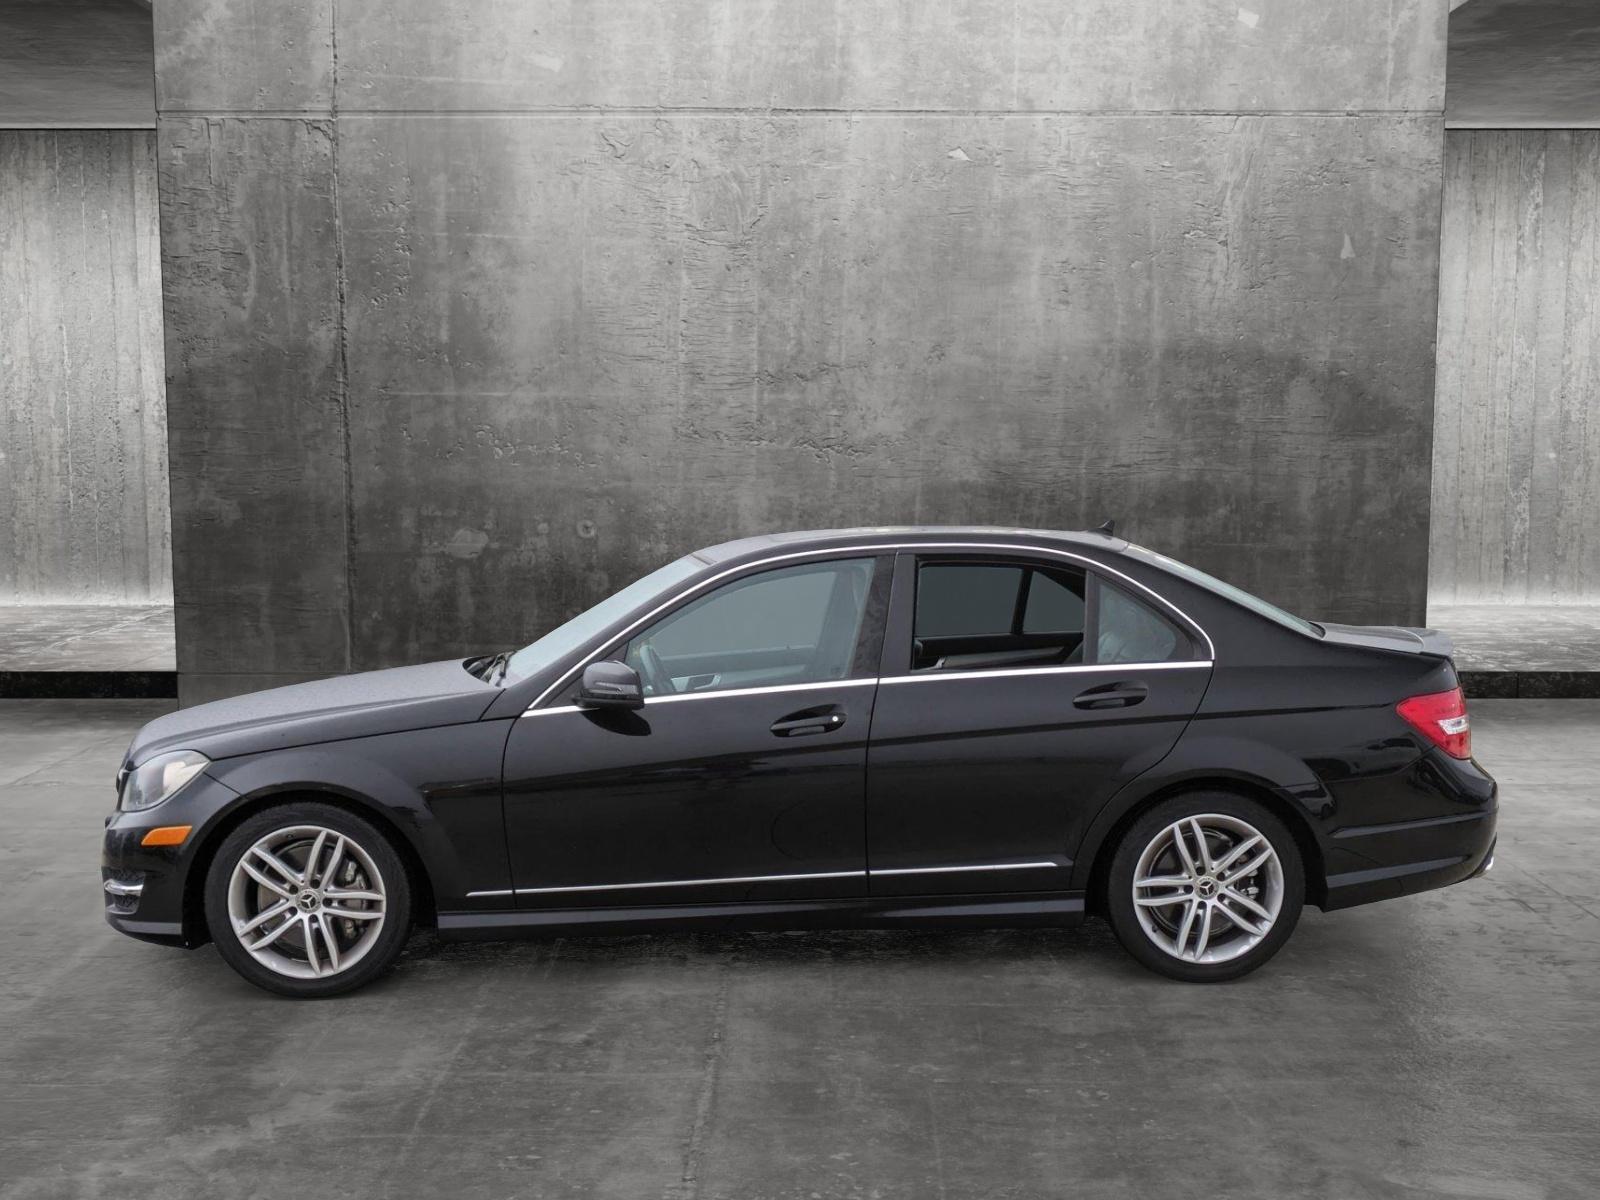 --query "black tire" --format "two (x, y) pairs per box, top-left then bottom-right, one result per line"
(1104, 791), (1304, 983)
(204, 801), (413, 998)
